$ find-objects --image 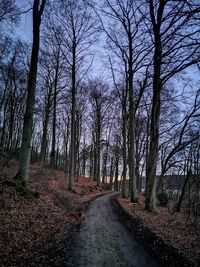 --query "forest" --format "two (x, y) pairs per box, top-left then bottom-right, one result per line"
(0, 0), (200, 266)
